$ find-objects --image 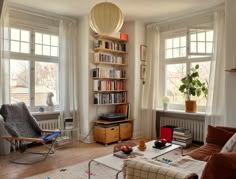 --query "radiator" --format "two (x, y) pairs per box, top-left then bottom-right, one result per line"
(160, 117), (205, 142)
(38, 119), (60, 130)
